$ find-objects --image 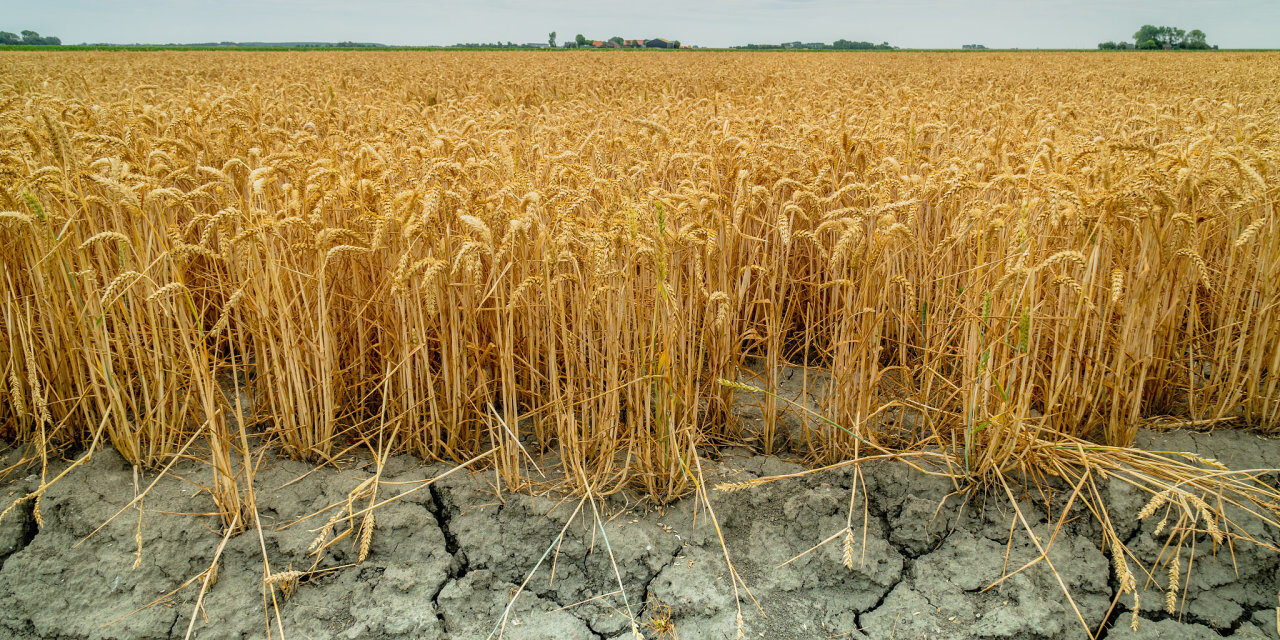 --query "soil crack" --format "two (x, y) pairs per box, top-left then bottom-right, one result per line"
(166, 609), (180, 638)
(427, 484), (468, 581)
(580, 616), (608, 640)
(426, 484), (467, 634)
(0, 498), (38, 572)
(853, 563), (908, 633)
(637, 537), (684, 618)
(1222, 601), (1272, 636)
